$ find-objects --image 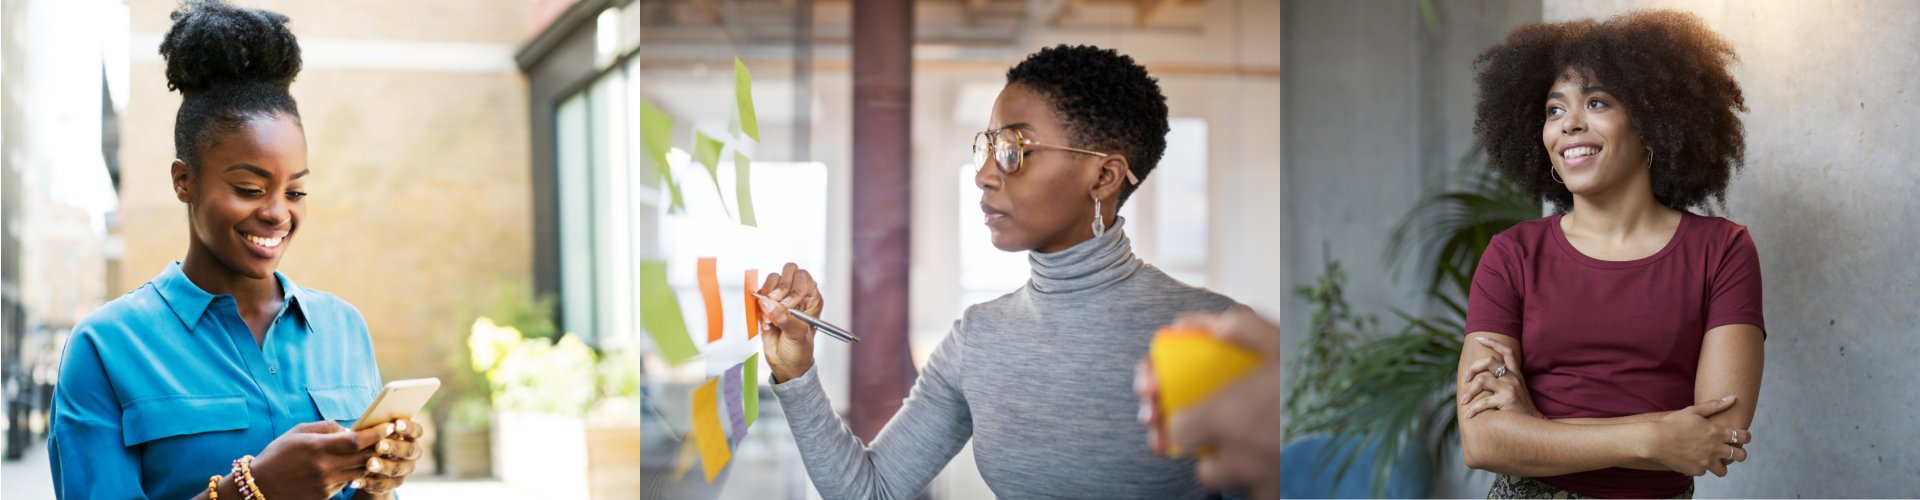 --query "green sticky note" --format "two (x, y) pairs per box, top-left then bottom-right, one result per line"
(733, 57), (760, 142)
(734, 152), (756, 227)
(694, 131), (731, 218)
(640, 100), (686, 213)
(743, 352), (760, 429)
(640, 260), (699, 365)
